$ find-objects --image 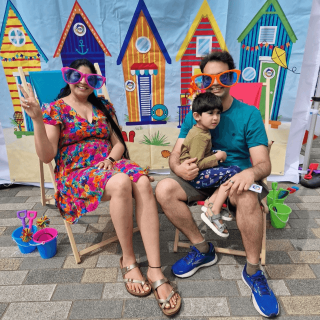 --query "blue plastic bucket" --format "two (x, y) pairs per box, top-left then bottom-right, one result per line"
(12, 226), (37, 254)
(33, 228), (58, 259)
